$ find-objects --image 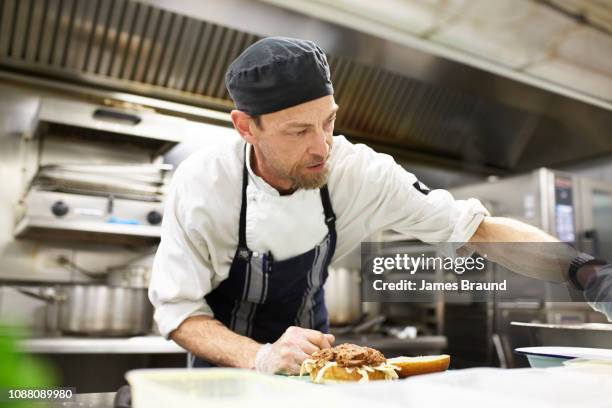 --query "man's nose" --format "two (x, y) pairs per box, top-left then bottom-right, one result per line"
(308, 128), (329, 159)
